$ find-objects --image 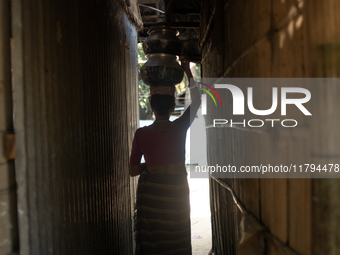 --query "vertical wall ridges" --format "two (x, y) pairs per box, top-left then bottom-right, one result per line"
(0, 0), (18, 253)
(203, 0), (340, 254)
(12, 0), (140, 254)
